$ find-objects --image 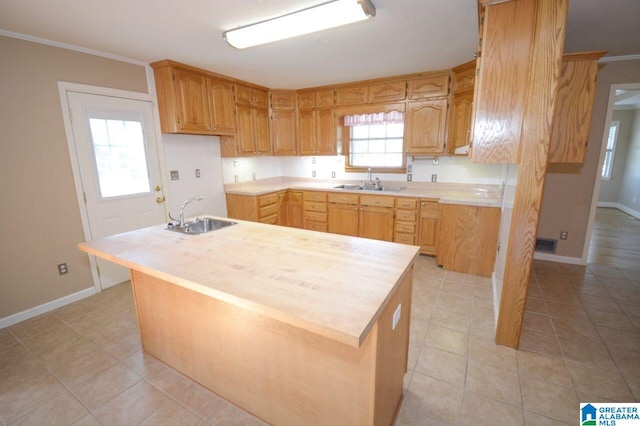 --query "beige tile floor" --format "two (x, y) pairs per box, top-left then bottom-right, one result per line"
(1, 209), (638, 425)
